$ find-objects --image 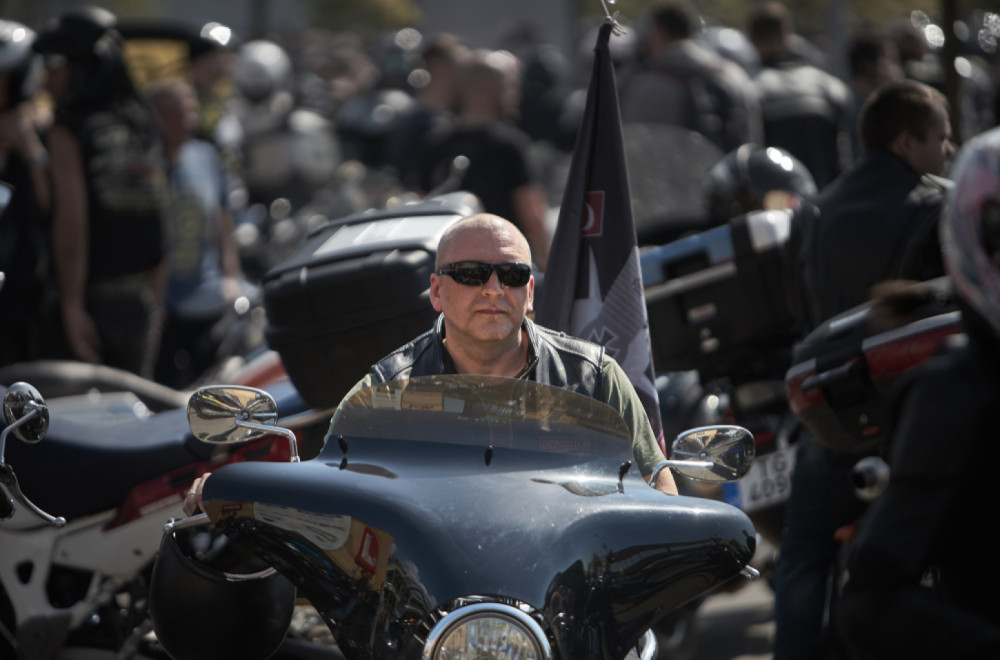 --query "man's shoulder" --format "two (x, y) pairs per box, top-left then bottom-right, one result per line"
(532, 323), (605, 364)
(817, 152), (929, 205)
(370, 326), (439, 381)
